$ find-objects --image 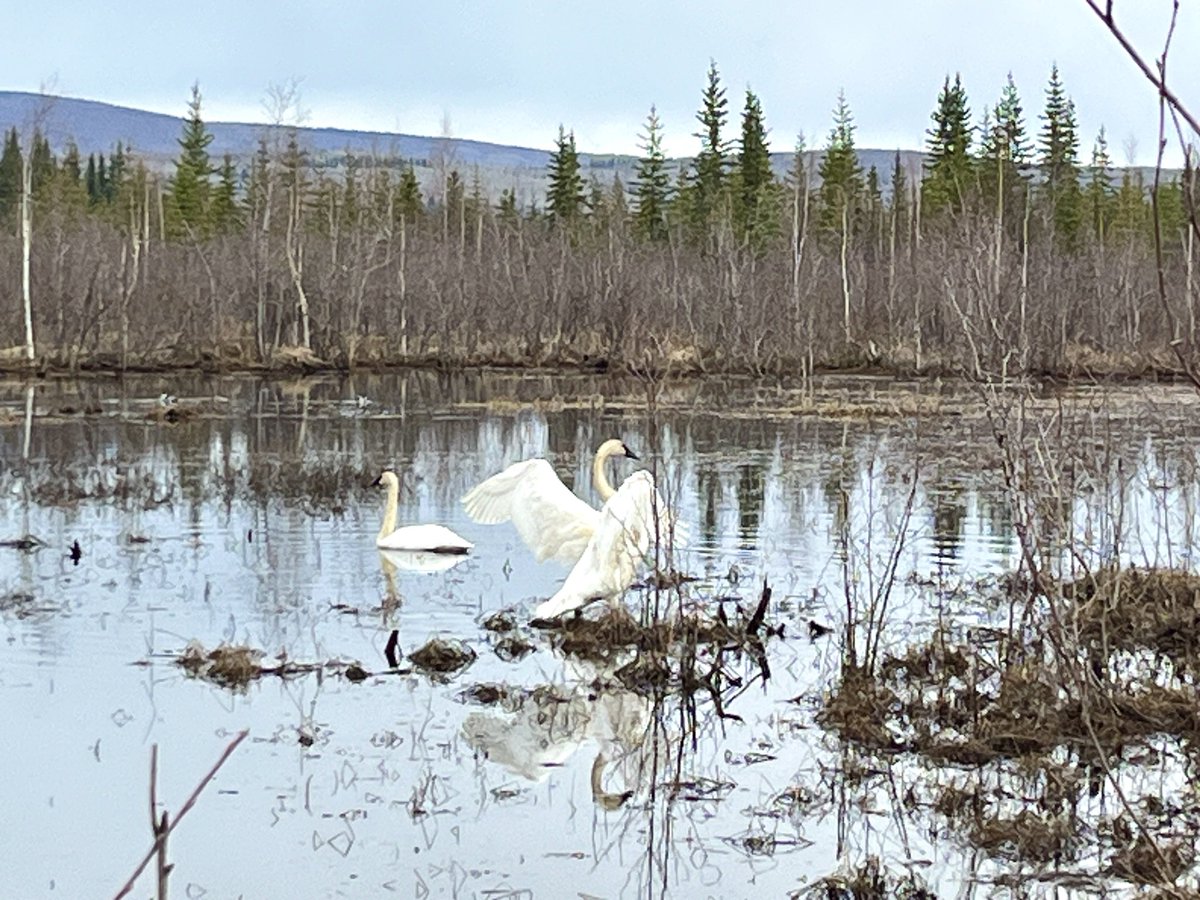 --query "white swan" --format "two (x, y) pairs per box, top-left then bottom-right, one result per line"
(461, 438), (639, 566)
(372, 470), (473, 553)
(534, 470), (661, 620)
